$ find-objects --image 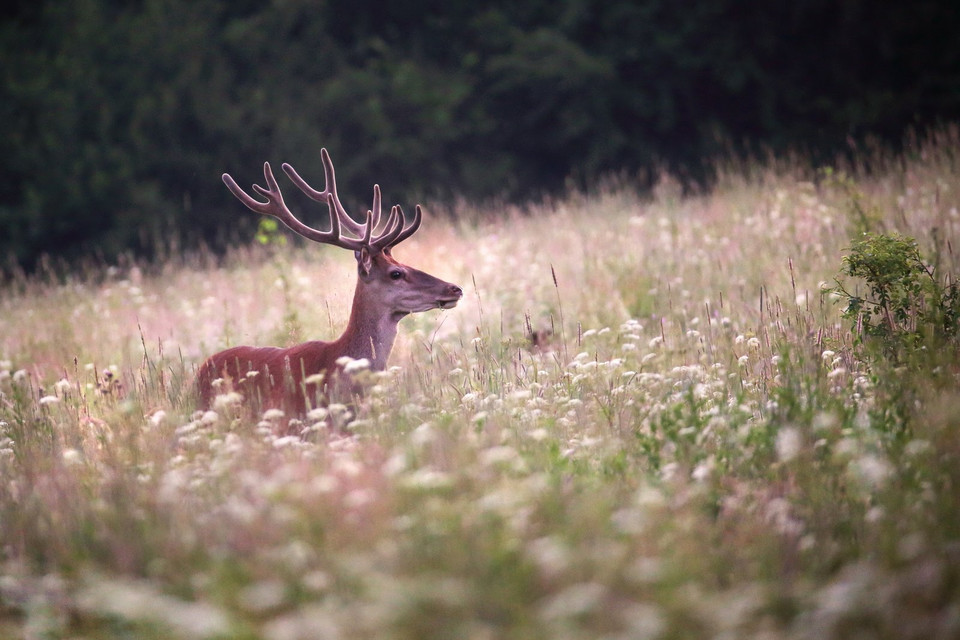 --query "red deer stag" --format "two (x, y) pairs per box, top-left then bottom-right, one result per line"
(197, 149), (462, 414)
